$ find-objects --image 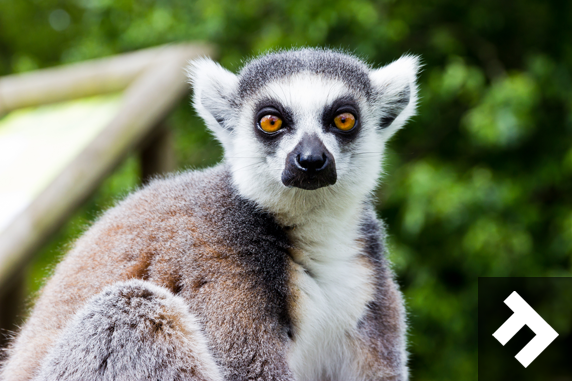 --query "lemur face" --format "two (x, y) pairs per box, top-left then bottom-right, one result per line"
(189, 49), (419, 212)
(249, 76), (364, 191)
